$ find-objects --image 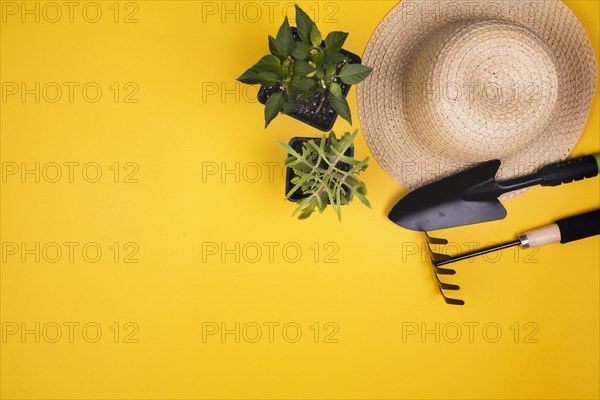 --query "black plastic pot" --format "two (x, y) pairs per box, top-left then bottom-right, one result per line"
(285, 137), (354, 203)
(258, 28), (362, 132)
